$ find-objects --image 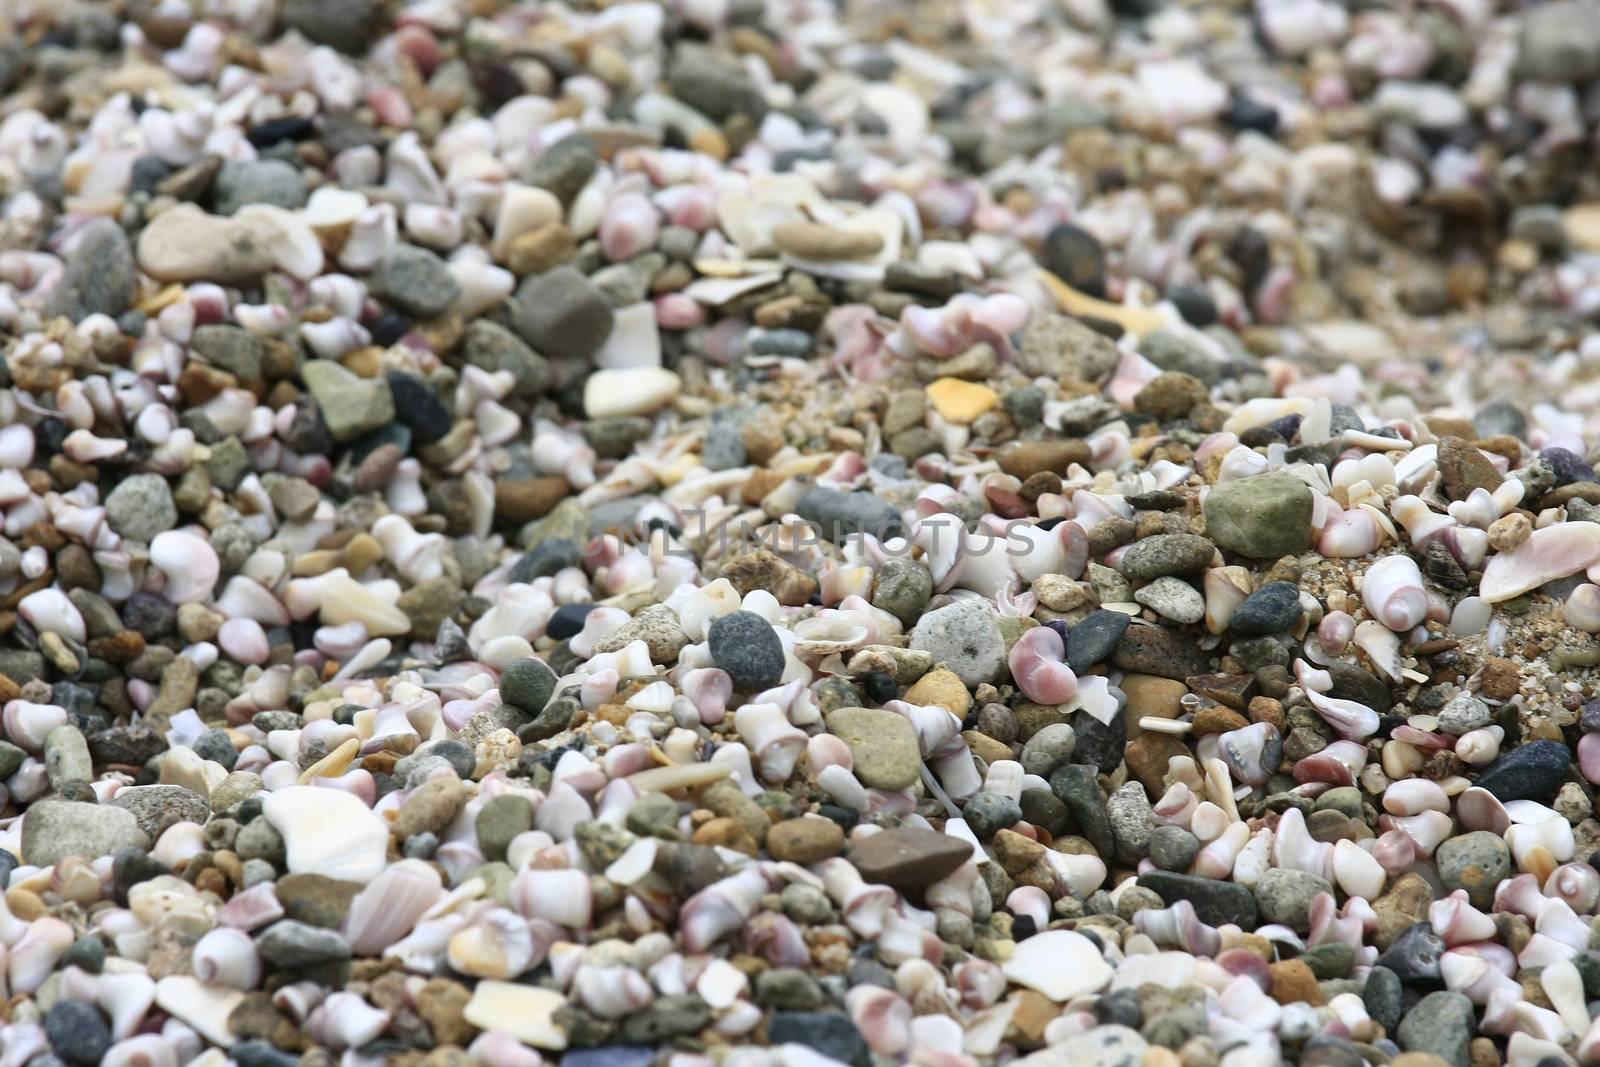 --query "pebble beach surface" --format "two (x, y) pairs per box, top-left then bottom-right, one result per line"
(3, 1), (1600, 1067)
